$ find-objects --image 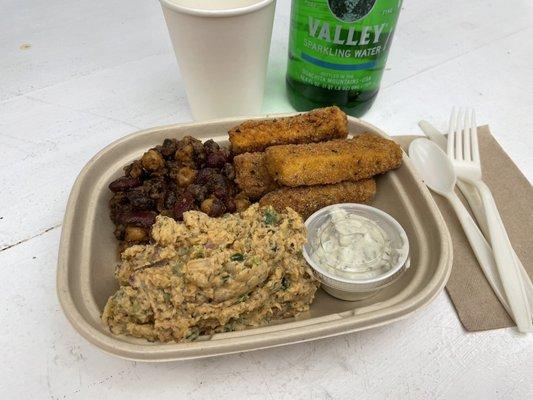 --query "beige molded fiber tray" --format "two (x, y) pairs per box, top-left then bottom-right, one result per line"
(57, 115), (453, 361)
